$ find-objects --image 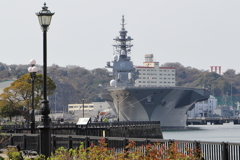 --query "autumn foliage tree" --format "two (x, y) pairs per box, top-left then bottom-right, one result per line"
(0, 73), (56, 121)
